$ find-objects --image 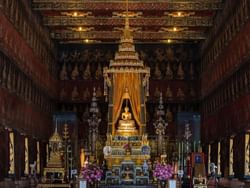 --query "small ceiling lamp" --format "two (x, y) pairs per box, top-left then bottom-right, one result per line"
(164, 11), (195, 18)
